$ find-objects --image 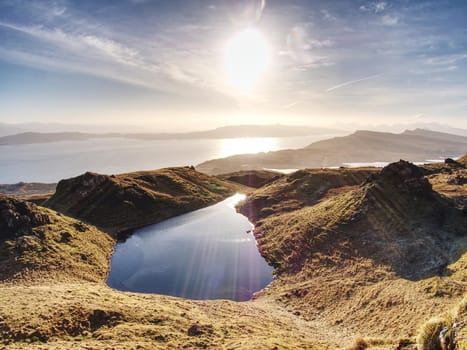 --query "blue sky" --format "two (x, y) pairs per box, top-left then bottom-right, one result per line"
(1, 0), (466, 130)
